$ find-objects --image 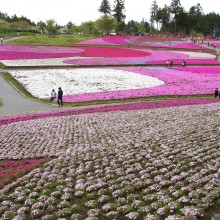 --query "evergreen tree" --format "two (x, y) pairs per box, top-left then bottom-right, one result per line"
(113, 0), (126, 23)
(150, 0), (158, 30)
(170, 0), (182, 34)
(99, 0), (111, 15)
(170, 0), (182, 17)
